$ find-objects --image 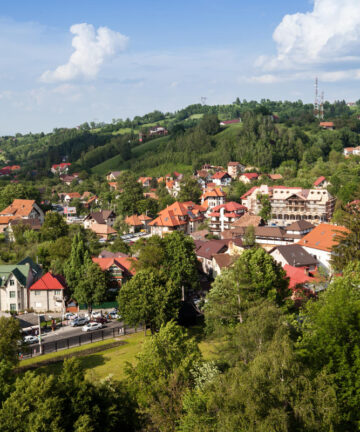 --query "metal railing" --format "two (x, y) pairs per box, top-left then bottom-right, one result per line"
(20, 325), (143, 360)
